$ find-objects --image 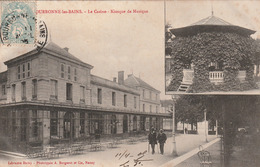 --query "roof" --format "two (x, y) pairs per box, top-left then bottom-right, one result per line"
(4, 42), (93, 69)
(0, 71), (7, 83)
(191, 15), (232, 26)
(42, 42), (83, 63)
(90, 75), (139, 95)
(170, 15), (255, 37)
(124, 74), (160, 93)
(41, 42), (93, 69)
